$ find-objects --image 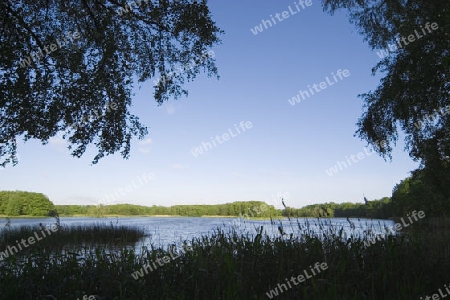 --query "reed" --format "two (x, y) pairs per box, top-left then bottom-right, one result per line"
(0, 222), (146, 253)
(0, 219), (448, 299)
